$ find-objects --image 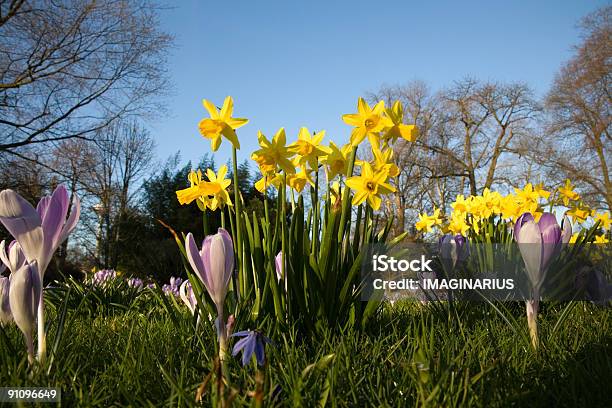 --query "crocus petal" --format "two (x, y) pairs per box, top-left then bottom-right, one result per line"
(455, 234), (469, 261)
(438, 234), (458, 272)
(538, 213), (561, 245)
(8, 262), (41, 341)
(560, 215), (572, 244)
(36, 196), (50, 221)
(5, 241), (26, 273)
(516, 221), (543, 288)
(274, 251), (283, 281)
(538, 213), (562, 272)
(0, 240), (10, 272)
(202, 229), (233, 307)
(185, 233), (209, 291)
(39, 187), (71, 272)
(0, 277), (11, 325)
(514, 212), (534, 242)
(217, 228), (234, 289)
(59, 195), (81, 245)
(0, 190), (43, 264)
(179, 280), (196, 315)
